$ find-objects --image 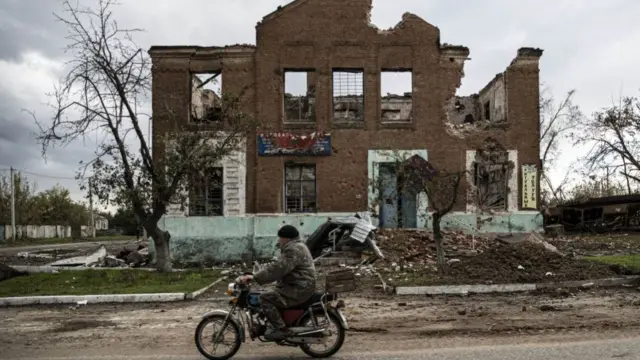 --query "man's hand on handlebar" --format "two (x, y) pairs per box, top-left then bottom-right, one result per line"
(235, 274), (254, 285)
